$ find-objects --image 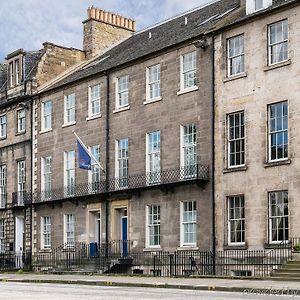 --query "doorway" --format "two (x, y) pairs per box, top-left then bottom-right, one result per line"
(88, 210), (101, 257)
